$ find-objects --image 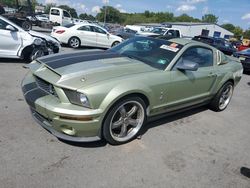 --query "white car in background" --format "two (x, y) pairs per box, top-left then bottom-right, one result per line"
(51, 23), (123, 48)
(0, 15), (60, 61)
